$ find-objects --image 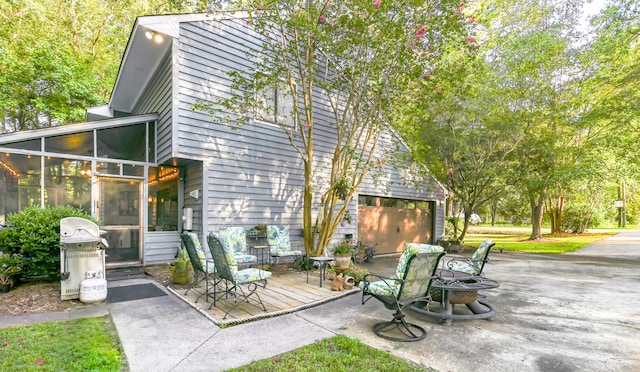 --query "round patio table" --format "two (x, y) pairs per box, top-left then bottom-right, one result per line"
(410, 269), (499, 325)
(307, 256), (334, 288)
